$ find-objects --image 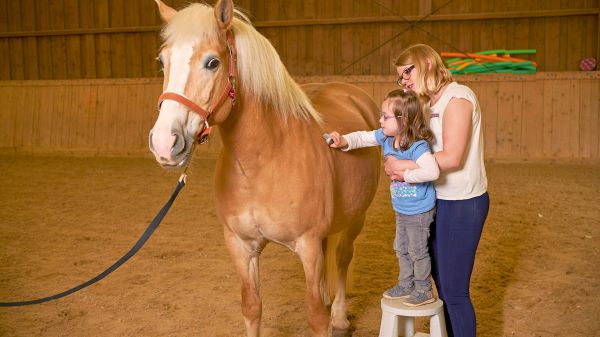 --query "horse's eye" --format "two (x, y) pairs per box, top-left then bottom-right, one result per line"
(205, 58), (220, 70)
